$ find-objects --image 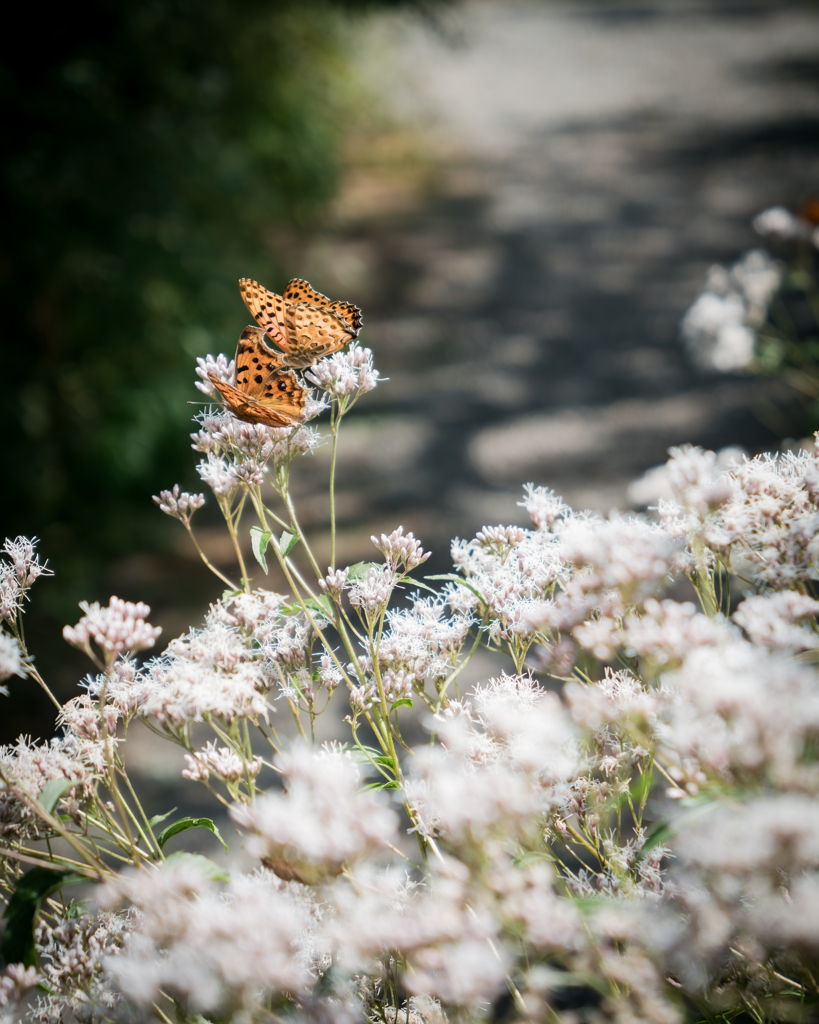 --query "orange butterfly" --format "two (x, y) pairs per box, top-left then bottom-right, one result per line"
(238, 277), (362, 369)
(209, 327), (309, 429)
